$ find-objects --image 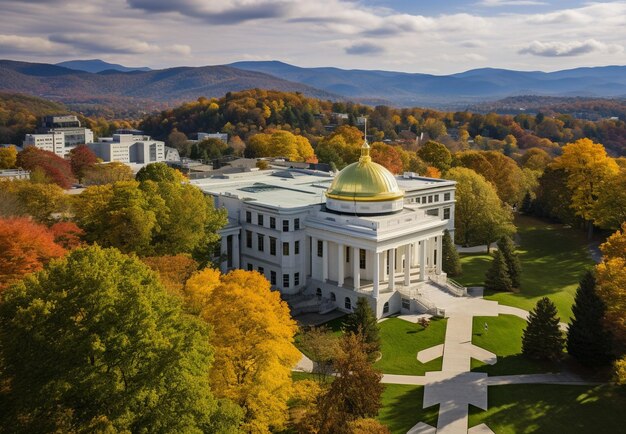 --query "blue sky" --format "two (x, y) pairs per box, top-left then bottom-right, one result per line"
(0, 1), (624, 74)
